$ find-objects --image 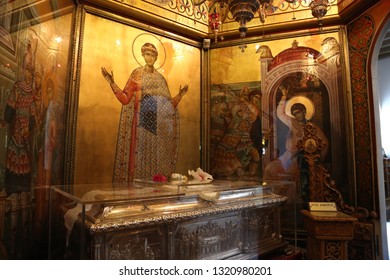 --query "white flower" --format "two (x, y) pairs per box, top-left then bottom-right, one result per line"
(188, 168), (213, 181)
(188, 169), (202, 181)
(196, 167), (213, 180)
